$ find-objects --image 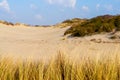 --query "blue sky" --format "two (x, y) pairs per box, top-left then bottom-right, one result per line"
(0, 0), (120, 25)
